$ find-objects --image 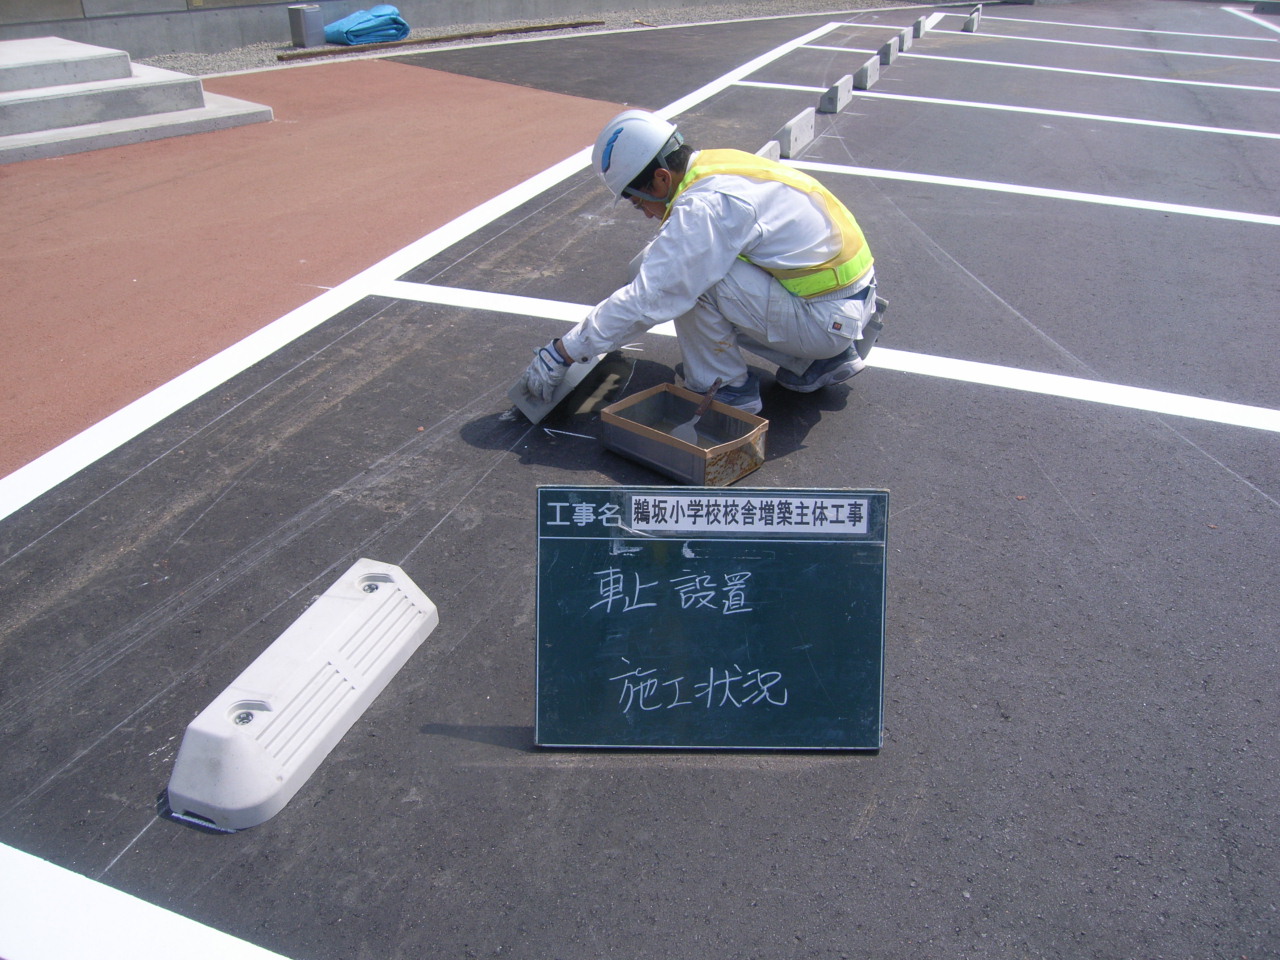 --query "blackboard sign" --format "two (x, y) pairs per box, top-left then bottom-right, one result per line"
(535, 486), (887, 750)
